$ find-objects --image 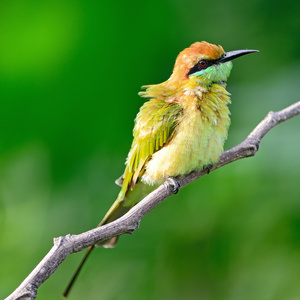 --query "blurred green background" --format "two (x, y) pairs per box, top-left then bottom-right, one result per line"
(1, 0), (300, 299)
